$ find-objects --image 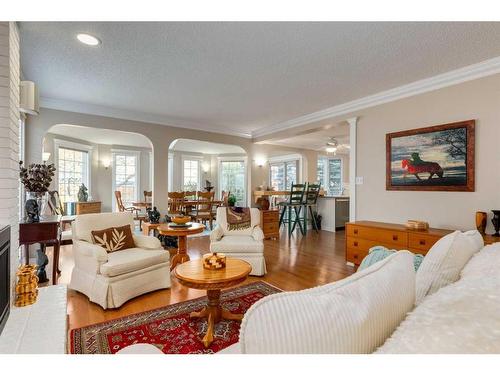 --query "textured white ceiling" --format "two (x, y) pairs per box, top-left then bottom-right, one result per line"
(265, 124), (350, 151)
(48, 124), (152, 148)
(169, 139), (245, 154)
(20, 22), (500, 137)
